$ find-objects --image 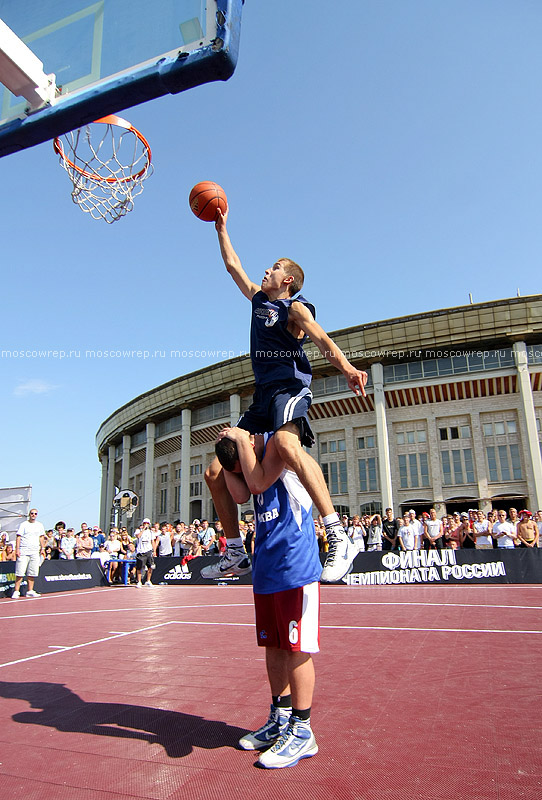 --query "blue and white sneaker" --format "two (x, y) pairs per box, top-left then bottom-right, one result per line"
(238, 704), (291, 750)
(321, 524), (357, 582)
(200, 545), (251, 579)
(257, 716), (318, 768)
